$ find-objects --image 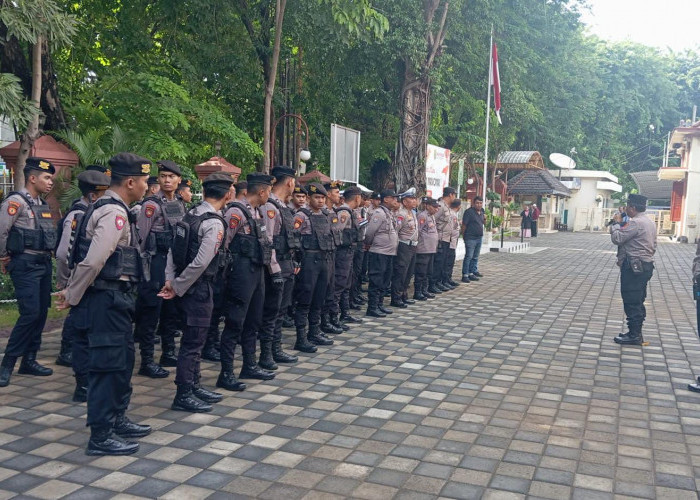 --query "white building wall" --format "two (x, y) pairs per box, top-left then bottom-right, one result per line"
(684, 136), (700, 241)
